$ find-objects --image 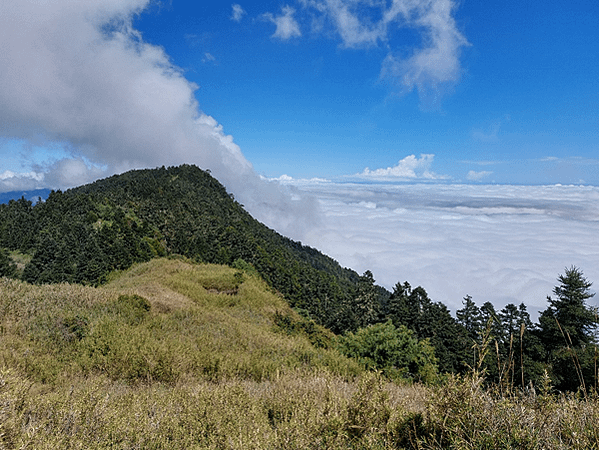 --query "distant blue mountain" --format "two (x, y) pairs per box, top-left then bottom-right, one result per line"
(0, 189), (51, 205)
